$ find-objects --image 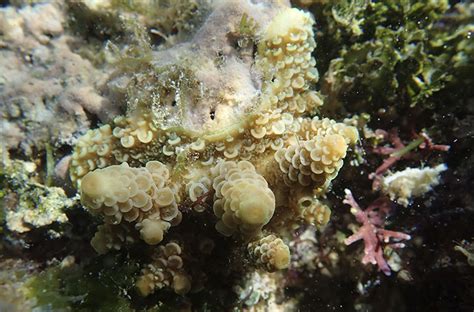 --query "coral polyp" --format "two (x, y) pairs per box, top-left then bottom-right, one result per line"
(69, 2), (357, 295)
